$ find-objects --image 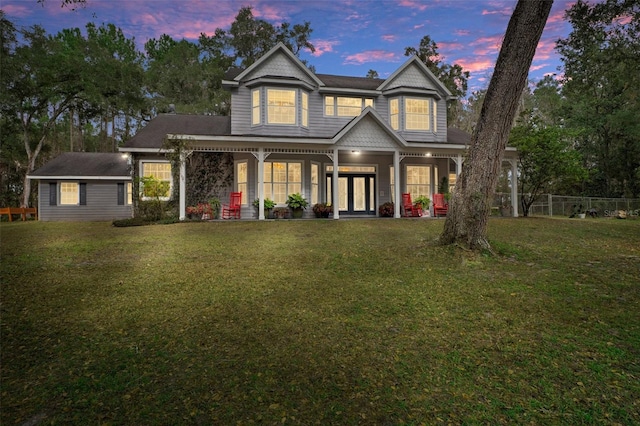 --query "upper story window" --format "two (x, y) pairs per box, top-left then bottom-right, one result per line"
(405, 98), (429, 130)
(252, 87), (309, 127)
(267, 89), (296, 124)
(389, 97), (437, 132)
(325, 96), (374, 117)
